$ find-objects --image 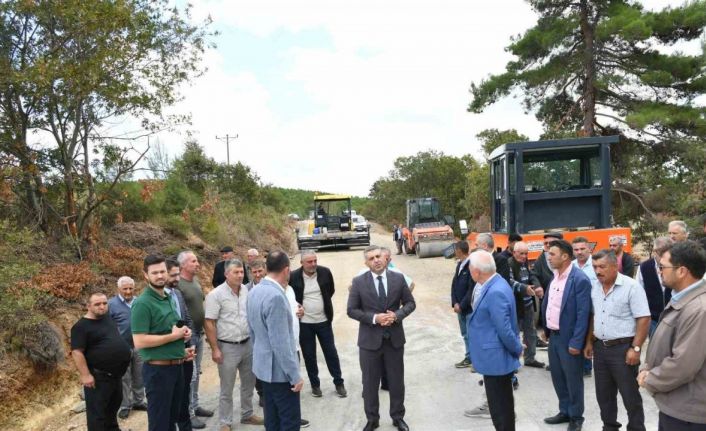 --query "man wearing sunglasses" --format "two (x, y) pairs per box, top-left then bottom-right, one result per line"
(639, 240), (706, 430)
